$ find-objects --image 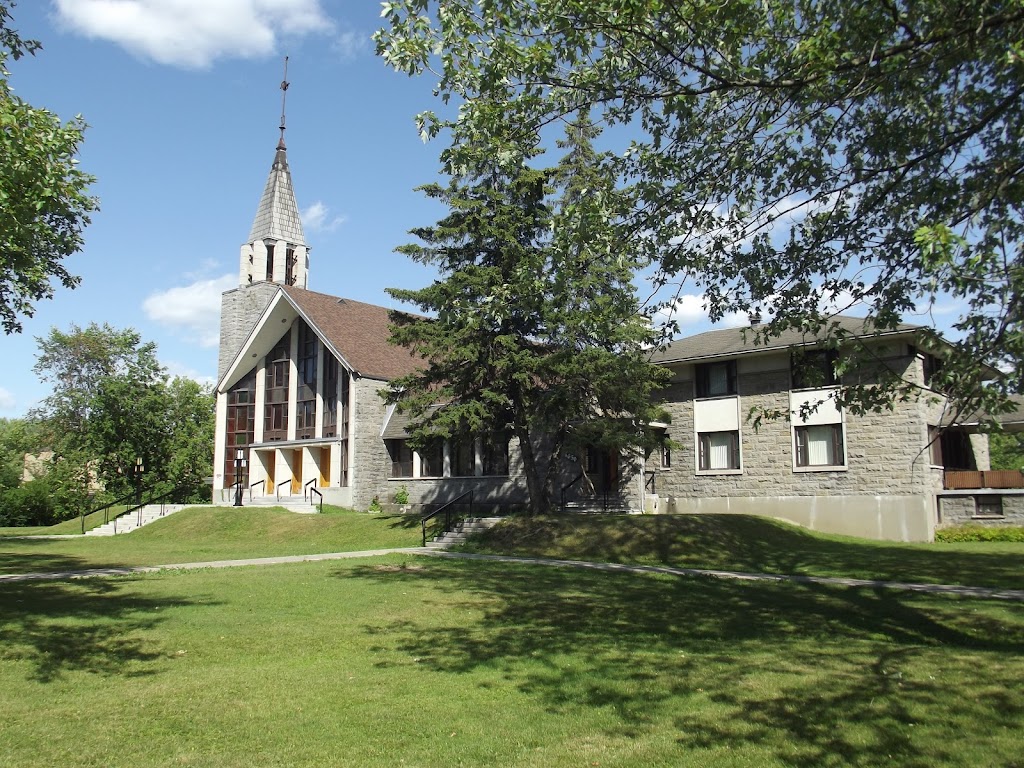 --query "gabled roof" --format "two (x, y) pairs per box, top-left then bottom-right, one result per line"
(218, 286), (424, 393)
(283, 286), (424, 381)
(650, 315), (925, 366)
(247, 145), (306, 246)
